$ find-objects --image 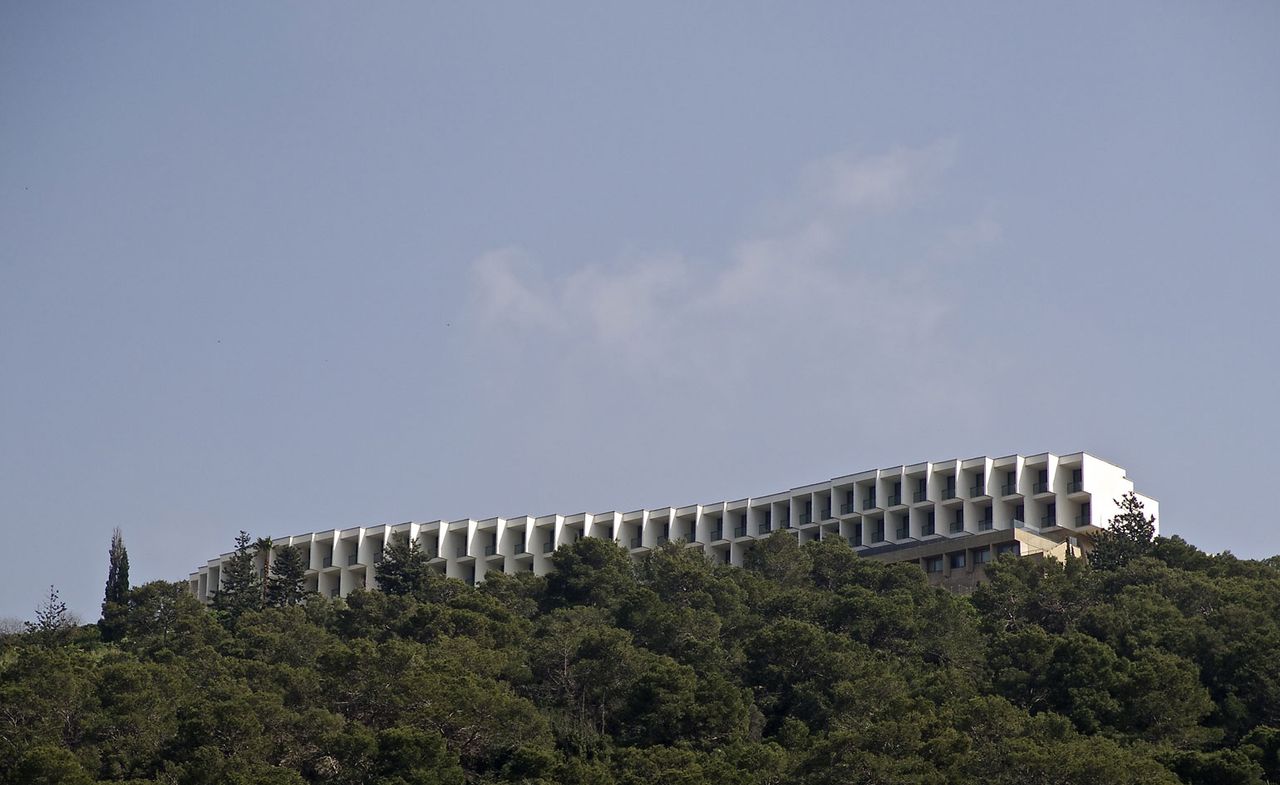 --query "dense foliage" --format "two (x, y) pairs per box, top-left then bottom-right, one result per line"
(4, 531), (1280, 784)
(100, 529), (130, 643)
